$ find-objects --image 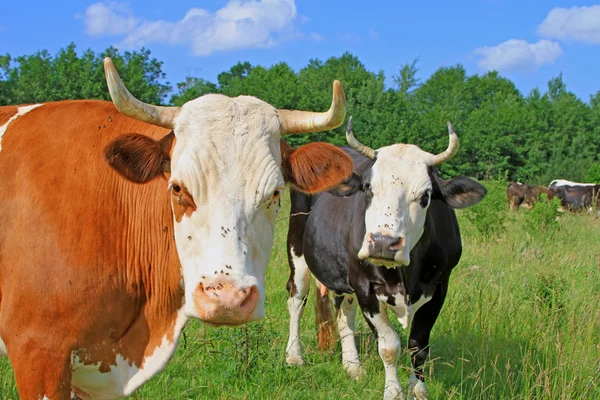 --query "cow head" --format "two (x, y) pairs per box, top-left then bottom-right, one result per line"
(102, 58), (353, 326)
(334, 117), (486, 267)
